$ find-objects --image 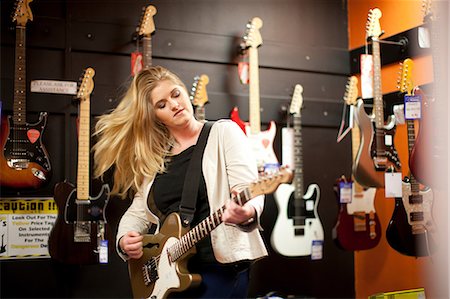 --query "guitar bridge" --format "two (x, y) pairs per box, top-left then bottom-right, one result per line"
(74, 221), (91, 242)
(353, 212), (367, 232)
(373, 157), (387, 169)
(143, 257), (159, 286)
